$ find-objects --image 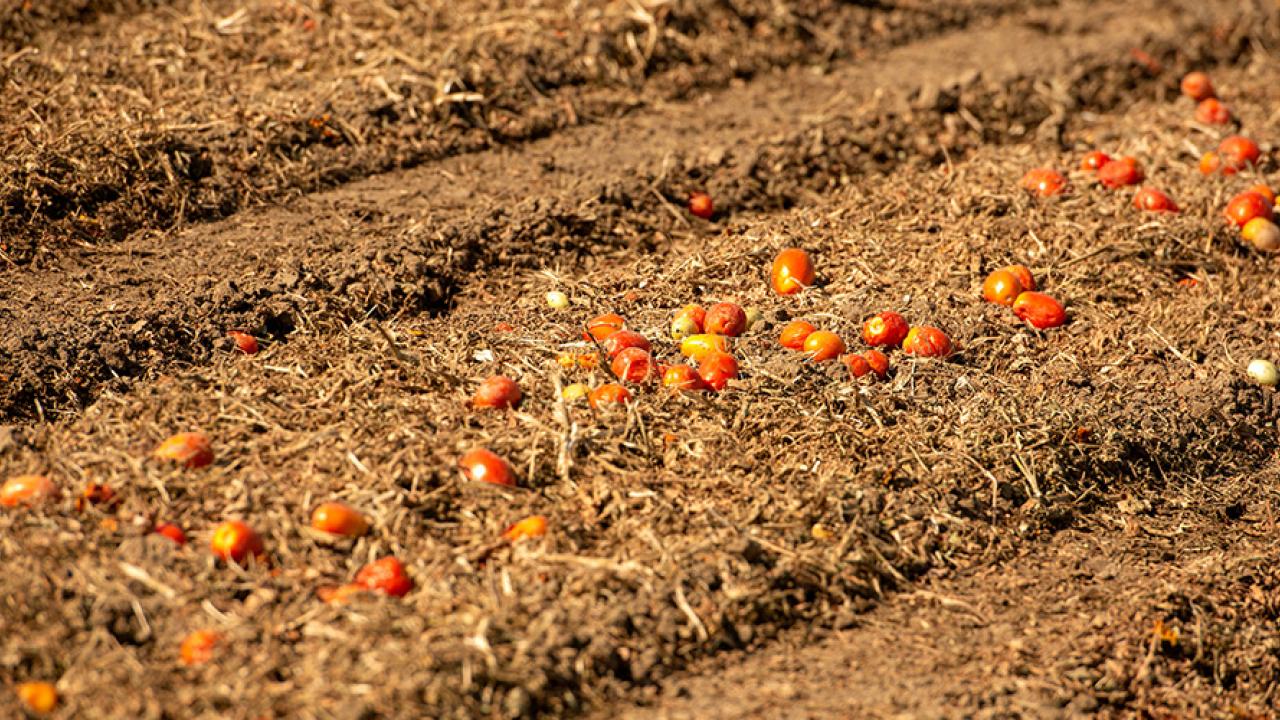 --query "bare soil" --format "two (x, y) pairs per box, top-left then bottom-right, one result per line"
(3, 0), (1280, 718)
